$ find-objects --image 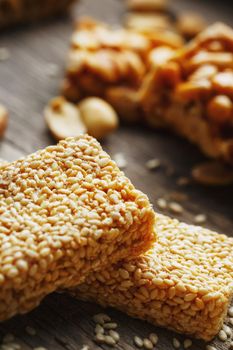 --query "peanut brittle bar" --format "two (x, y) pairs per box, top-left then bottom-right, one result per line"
(141, 23), (233, 164)
(62, 17), (183, 122)
(0, 135), (155, 321)
(72, 214), (233, 341)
